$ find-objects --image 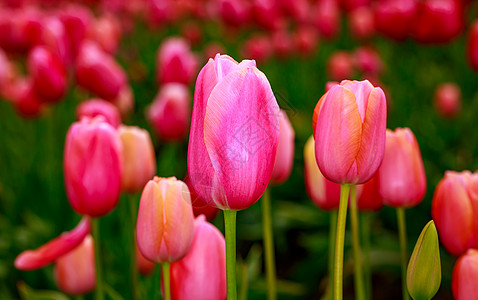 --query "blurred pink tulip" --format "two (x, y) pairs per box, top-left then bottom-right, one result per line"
(59, 4), (92, 59)
(156, 37), (198, 85)
(76, 98), (121, 128)
(279, 0), (308, 23)
(147, 83), (191, 141)
(218, 0), (251, 27)
(0, 48), (16, 98)
(293, 26), (319, 56)
(136, 177), (195, 263)
(39, 16), (71, 65)
(356, 173), (383, 211)
(467, 20), (478, 71)
(311, 0), (340, 40)
(0, 7), (42, 53)
(348, 6), (375, 40)
(13, 79), (44, 119)
(452, 249), (478, 299)
(433, 83), (461, 119)
(241, 35), (272, 63)
(340, 0), (370, 12)
(184, 175), (219, 221)
(54, 235), (96, 296)
(353, 47), (384, 77)
(326, 51), (354, 81)
(168, 215), (226, 300)
(313, 80), (387, 184)
(272, 30), (292, 59)
(15, 217), (91, 270)
(87, 14), (122, 54)
(147, 0), (180, 26)
(271, 110), (295, 185)
(204, 42), (225, 60)
(379, 128), (426, 208)
(112, 84), (134, 117)
(188, 54), (280, 210)
(374, 0), (418, 41)
(252, 0), (283, 30)
(64, 116), (123, 217)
